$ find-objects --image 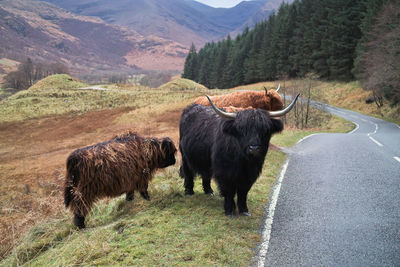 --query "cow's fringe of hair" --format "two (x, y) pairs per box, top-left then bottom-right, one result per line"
(64, 131), (168, 217)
